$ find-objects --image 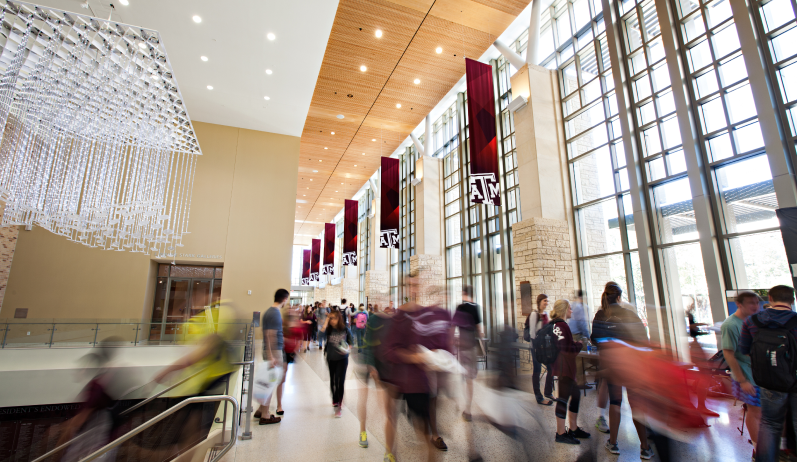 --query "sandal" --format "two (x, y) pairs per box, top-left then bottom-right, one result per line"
(259, 414), (281, 425)
(537, 399), (554, 406)
(276, 410), (284, 416)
